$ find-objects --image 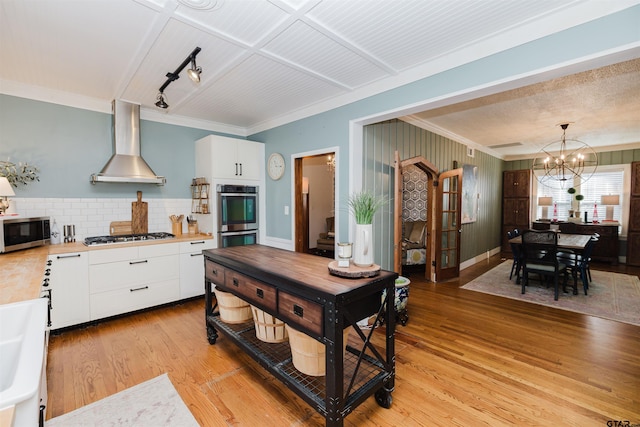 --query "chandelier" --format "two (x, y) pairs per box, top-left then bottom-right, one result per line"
(532, 123), (598, 188)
